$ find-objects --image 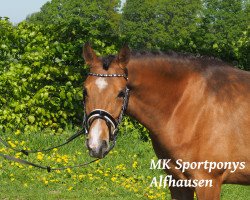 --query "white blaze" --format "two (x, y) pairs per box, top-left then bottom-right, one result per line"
(88, 119), (102, 149)
(95, 77), (108, 91)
